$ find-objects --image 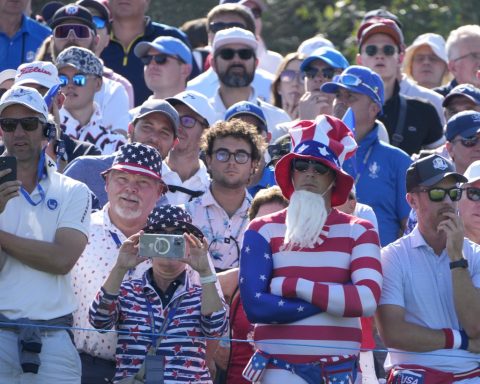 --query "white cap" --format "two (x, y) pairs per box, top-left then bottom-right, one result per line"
(212, 27), (258, 53)
(166, 90), (217, 127)
(297, 35), (334, 56)
(0, 85), (49, 120)
(406, 33), (448, 63)
(464, 160), (480, 184)
(15, 61), (61, 89)
(0, 69), (16, 86)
